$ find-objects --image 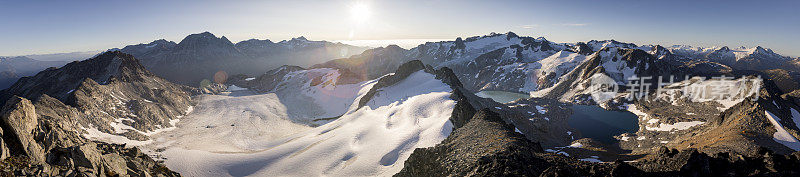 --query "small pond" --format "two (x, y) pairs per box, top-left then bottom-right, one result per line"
(475, 90), (639, 144)
(569, 105), (639, 144)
